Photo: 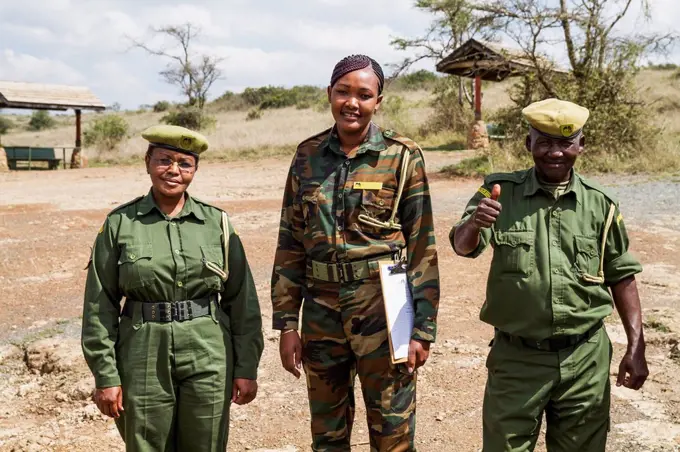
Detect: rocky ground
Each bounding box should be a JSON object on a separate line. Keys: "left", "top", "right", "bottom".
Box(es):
{"left": 0, "top": 153, "right": 679, "bottom": 451}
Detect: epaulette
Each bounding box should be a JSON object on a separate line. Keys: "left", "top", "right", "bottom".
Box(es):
{"left": 578, "top": 174, "right": 618, "bottom": 204}
{"left": 107, "top": 196, "right": 144, "bottom": 216}
{"left": 298, "top": 127, "right": 333, "bottom": 149}
{"left": 382, "top": 128, "right": 420, "bottom": 153}
{"left": 484, "top": 169, "right": 530, "bottom": 185}
{"left": 192, "top": 196, "right": 226, "bottom": 213}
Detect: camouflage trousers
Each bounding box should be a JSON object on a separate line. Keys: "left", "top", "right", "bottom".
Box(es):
{"left": 301, "top": 276, "right": 417, "bottom": 452}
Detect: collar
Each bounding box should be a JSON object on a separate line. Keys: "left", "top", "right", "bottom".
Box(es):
{"left": 523, "top": 168, "right": 583, "bottom": 204}
{"left": 137, "top": 190, "right": 206, "bottom": 221}
{"left": 323, "top": 122, "right": 388, "bottom": 157}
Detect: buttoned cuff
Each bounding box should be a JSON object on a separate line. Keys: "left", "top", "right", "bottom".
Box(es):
{"left": 412, "top": 321, "right": 437, "bottom": 343}
{"left": 94, "top": 375, "right": 121, "bottom": 389}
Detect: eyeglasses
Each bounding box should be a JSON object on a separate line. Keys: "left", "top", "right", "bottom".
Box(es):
{"left": 152, "top": 157, "right": 196, "bottom": 173}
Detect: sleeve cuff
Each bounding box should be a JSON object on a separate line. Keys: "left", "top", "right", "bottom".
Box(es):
{"left": 233, "top": 368, "right": 258, "bottom": 380}
{"left": 449, "top": 220, "right": 489, "bottom": 259}
{"left": 604, "top": 252, "right": 643, "bottom": 285}
{"left": 94, "top": 375, "right": 121, "bottom": 389}
{"left": 272, "top": 316, "right": 299, "bottom": 331}
{"left": 412, "top": 322, "right": 437, "bottom": 342}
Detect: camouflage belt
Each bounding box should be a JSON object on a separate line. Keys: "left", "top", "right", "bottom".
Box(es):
{"left": 308, "top": 253, "right": 400, "bottom": 283}
{"left": 122, "top": 295, "right": 216, "bottom": 323}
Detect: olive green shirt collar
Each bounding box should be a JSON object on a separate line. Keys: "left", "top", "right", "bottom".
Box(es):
{"left": 324, "top": 122, "right": 388, "bottom": 156}
{"left": 523, "top": 168, "right": 584, "bottom": 205}
{"left": 136, "top": 190, "right": 206, "bottom": 221}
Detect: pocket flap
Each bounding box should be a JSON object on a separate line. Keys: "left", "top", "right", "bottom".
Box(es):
{"left": 119, "top": 243, "right": 153, "bottom": 264}
{"left": 574, "top": 236, "right": 599, "bottom": 257}
{"left": 297, "top": 183, "right": 322, "bottom": 204}
{"left": 200, "top": 244, "right": 223, "bottom": 263}
{"left": 495, "top": 231, "right": 534, "bottom": 247}
{"left": 362, "top": 187, "right": 396, "bottom": 210}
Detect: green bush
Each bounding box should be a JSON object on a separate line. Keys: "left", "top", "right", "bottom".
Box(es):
{"left": 83, "top": 114, "right": 129, "bottom": 151}
{"left": 162, "top": 106, "right": 216, "bottom": 131}
{"left": 153, "top": 101, "right": 171, "bottom": 112}
{"left": 0, "top": 116, "right": 13, "bottom": 135}
{"left": 420, "top": 76, "right": 473, "bottom": 137}
{"left": 242, "top": 85, "right": 325, "bottom": 110}
{"left": 28, "top": 110, "right": 56, "bottom": 131}
{"left": 245, "top": 108, "right": 263, "bottom": 121}
{"left": 390, "top": 70, "right": 439, "bottom": 91}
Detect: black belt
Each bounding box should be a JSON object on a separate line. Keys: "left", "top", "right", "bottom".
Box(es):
{"left": 122, "top": 295, "right": 215, "bottom": 323}
{"left": 497, "top": 321, "right": 603, "bottom": 352}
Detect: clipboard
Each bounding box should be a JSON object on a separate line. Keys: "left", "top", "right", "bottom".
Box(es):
{"left": 378, "top": 260, "right": 414, "bottom": 364}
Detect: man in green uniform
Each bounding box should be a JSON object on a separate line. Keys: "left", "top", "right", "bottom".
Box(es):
{"left": 82, "top": 125, "right": 264, "bottom": 451}
{"left": 450, "top": 98, "right": 649, "bottom": 451}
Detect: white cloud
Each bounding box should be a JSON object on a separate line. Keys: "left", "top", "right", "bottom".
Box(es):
{"left": 0, "top": 50, "right": 85, "bottom": 85}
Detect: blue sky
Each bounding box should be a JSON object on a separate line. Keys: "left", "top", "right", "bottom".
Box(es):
{"left": 1, "top": 0, "right": 677, "bottom": 110}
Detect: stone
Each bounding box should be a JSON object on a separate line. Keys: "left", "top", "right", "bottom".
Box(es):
{"left": 0, "top": 344, "right": 23, "bottom": 364}
{"left": 70, "top": 378, "right": 95, "bottom": 401}
{"left": 467, "top": 120, "right": 490, "bottom": 150}
{"left": 25, "top": 337, "right": 83, "bottom": 375}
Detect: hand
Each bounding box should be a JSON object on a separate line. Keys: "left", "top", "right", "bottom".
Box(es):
{"left": 232, "top": 378, "right": 258, "bottom": 405}
{"left": 279, "top": 330, "right": 302, "bottom": 379}
{"left": 472, "top": 184, "right": 502, "bottom": 229}
{"left": 617, "top": 344, "right": 649, "bottom": 390}
{"left": 94, "top": 386, "right": 124, "bottom": 418}
{"left": 407, "top": 339, "right": 430, "bottom": 374}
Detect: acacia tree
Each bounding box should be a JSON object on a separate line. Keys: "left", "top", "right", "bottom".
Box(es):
{"left": 131, "top": 23, "right": 223, "bottom": 109}
{"left": 395, "top": 0, "right": 675, "bottom": 159}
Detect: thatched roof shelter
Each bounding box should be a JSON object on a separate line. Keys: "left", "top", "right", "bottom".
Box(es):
{"left": 0, "top": 80, "right": 105, "bottom": 111}
{"left": 436, "top": 38, "right": 566, "bottom": 81}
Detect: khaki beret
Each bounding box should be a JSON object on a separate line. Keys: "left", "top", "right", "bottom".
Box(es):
{"left": 141, "top": 125, "right": 209, "bottom": 156}
{"left": 522, "top": 98, "right": 589, "bottom": 139}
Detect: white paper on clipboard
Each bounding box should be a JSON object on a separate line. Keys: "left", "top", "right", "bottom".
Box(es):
{"left": 378, "top": 261, "right": 414, "bottom": 364}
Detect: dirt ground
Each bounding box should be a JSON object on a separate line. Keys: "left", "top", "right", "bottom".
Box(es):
{"left": 1, "top": 153, "right": 679, "bottom": 452}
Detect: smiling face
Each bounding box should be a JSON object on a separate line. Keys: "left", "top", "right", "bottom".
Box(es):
{"left": 327, "top": 66, "right": 383, "bottom": 136}
{"left": 526, "top": 128, "right": 584, "bottom": 183}
{"left": 145, "top": 147, "right": 197, "bottom": 199}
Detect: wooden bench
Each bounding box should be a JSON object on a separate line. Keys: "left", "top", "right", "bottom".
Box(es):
{"left": 4, "top": 147, "right": 63, "bottom": 170}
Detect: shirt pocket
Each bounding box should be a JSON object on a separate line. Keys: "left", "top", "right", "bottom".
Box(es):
{"left": 118, "top": 243, "right": 154, "bottom": 289}
{"left": 200, "top": 244, "right": 224, "bottom": 291}
{"left": 573, "top": 235, "right": 600, "bottom": 277}
{"left": 360, "top": 187, "right": 396, "bottom": 226}
{"left": 299, "top": 184, "right": 322, "bottom": 224}
{"left": 492, "top": 231, "right": 535, "bottom": 277}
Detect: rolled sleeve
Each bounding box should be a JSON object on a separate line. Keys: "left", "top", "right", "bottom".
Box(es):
{"left": 603, "top": 205, "right": 642, "bottom": 285}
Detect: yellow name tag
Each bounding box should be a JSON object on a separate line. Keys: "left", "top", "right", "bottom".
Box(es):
{"left": 353, "top": 182, "right": 383, "bottom": 190}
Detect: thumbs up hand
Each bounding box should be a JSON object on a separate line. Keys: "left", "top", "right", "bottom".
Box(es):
{"left": 472, "top": 184, "right": 502, "bottom": 229}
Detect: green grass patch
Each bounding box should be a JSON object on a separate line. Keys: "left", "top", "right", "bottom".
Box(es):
{"left": 441, "top": 156, "right": 492, "bottom": 178}
{"left": 644, "top": 318, "right": 671, "bottom": 333}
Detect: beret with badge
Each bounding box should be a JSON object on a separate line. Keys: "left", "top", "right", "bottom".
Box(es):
{"left": 141, "top": 124, "right": 209, "bottom": 159}
{"left": 522, "top": 98, "right": 590, "bottom": 139}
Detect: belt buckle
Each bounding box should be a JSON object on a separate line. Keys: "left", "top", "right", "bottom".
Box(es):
{"left": 336, "top": 263, "right": 345, "bottom": 283}
{"left": 159, "top": 302, "right": 172, "bottom": 322}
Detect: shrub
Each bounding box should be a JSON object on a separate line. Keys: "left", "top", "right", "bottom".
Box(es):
{"left": 161, "top": 106, "right": 216, "bottom": 130}
{"left": 0, "top": 116, "right": 13, "bottom": 135}
{"left": 28, "top": 110, "right": 56, "bottom": 131}
{"left": 245, "top": 108, "right": 263, "bottom": 121}
{"left": 83, "top": 114, "right": 129, "bottom": 151}
{"left": 420, "top": 76, "right": 473, "bottom": 137}
{"left": 390, "top": 70, "right": 439, "bottom": 91}
{"left": 153, "top": 101, "right": 171, "bottom": 112}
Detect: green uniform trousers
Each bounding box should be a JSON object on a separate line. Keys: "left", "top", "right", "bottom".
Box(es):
{"left": 115, "top": 301, "right": 234, "bottom": 452}
{"left": 301, "top": 277, "right": 417, "bottom": 452}
{"left": 483, "top": 325, "right": 612, "bottom": 452}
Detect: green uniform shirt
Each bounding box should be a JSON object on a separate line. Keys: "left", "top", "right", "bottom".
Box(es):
{"left": 271, "top": 123, "right": 440, "bottom": 342}
{"left": 82, "top": 191, "right": 264, "bottom": 388}
{"left": 452, "top": 168, "right": 642, "bottom": 340}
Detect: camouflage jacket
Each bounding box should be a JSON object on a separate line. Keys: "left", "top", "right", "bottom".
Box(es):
{"left": 271, "top": 123, "right": 440, "bottom": 342}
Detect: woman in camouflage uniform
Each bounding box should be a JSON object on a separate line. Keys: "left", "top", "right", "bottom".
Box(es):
{"left": 271, "top": 55, "right": 440, "bottom": 451}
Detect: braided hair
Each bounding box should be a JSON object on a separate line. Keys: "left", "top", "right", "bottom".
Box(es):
{"left": 330, "top": 54, "right": 385, "bottom": 95}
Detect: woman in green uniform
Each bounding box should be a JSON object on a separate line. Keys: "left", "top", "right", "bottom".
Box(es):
{"left": 82, "top": 125, "right": 264, "bottom": 452}
{"left": 271, "top": 55, "right": 440, "bottom": 451}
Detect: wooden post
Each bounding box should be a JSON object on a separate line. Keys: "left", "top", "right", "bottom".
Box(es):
{"left": 71, "top": 109, "right": 82, "bottom": 168}
{"left": 474, "top": 75, "right": 482, "bottom": 121}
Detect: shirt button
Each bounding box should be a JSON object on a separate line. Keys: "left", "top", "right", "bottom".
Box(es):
{"left": 551, "top": 240, "right": 558, "bottom": 246}
{"left": 552, "top": 210, "right": 559, "bottom": 217}
{"left": 344, "top": 161, "right": 350, "bottom": 166}
{"left": 337, "top": 225, "right": 343, "bottom": 231}
{"left": 338, "top": 193, "right": 343, "bottom": 199}
{"left": 177, "top": 281, "right": 183, "bottom": 287}
{"left": 553, "top": 298, "right": 559, "bottom": 303}
{"left": 553, "top": 269, "right": 560, "bottom": 274}
{"left": 174, "top": 250, "right": 180, "bottom": 255}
